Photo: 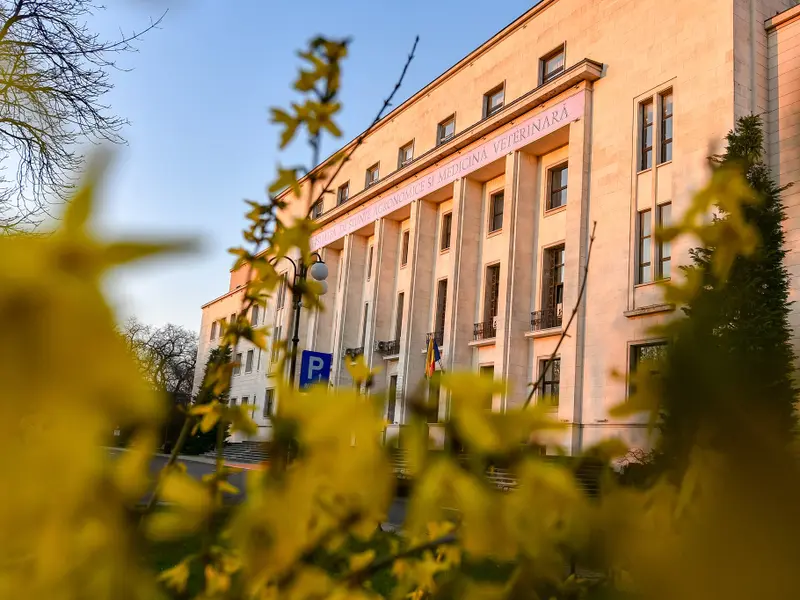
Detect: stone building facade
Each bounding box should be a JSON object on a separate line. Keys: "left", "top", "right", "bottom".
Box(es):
{"left": 194, "top": 0, "right": 800, "bottom": 452}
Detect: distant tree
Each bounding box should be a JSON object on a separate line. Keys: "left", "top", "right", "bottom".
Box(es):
{"left": 182, "top": 346, "right": 231, "bottom": 456}
{"left": 658, "top": 115, "right": 797, "bottom": 472}
{"left": 121, "top": 316, "right": 197, "bottom": 398}
{"left": 0, "top": 0, "right": 163, "bottom": 229}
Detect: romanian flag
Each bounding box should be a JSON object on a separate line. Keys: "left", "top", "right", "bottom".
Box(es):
{"left": 425, "top": 336, "right": 441, "bottom": 378}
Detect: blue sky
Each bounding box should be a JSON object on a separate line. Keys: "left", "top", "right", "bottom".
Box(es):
{"left": 93, "top": 0, "right": 536, "bottom": 331}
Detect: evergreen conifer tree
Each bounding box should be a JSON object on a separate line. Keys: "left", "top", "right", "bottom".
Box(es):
{"left": 658, "top": 115, "right": 797, "bottom": 471}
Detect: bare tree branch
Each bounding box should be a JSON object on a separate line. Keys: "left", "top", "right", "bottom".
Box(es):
{"left": 0, "top": 0, "right": 165, "bottom": 230}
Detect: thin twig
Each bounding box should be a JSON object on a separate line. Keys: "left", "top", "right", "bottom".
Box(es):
{"left": 346, "top": 533, "right": 456, "bottom": 584}
{"left": 523, "top": 221, "right": 597, "bottom": 408}
{"left": 140, "top": 415, "right": 194, "bottom": 515}
{"left": 313, "top": 35, "right": 419, "bottom": 208}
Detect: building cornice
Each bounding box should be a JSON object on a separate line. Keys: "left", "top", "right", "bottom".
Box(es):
{"left": 201, "top": 285, "right": 245, "bottom": 310}
{"left": 315, "top": 59, "right": 603, "bottom": 227}
{"left": 765, "top": 4, "right": 800, "bottom": 31}
{"left": 278, "top": 0, "right": 563, "bottom": 199}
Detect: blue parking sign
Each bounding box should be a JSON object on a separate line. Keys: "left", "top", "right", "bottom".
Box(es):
{"left": 299, "top": 350, "right": 333, "bottom": 389}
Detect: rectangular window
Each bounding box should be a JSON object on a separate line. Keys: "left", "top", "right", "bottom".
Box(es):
{"left": 245, "top": 349, "right": 254, "bottom": 373}
{"left": 365, "top": 163, "right": 380, "bottom": 188}
{"left": 539, "top": 358, "right": 560, "bottom": 409}
{"left": 401, "top": 230, "right": 410, "bottom": 266}
{"left": 387, "top": 375, "right": 398, "bottom": 423}
{"left": 483, "top": 84, "right": 505, "bottom": 118}
{"left": 542, "top": 244, "right": 565, "bottom": 315}
{"left": 311, "top": 200, "right": 323, "bottom": 219}
{"left": 660, "top": 92, "right": 673, "bottom": 164}
{"left": 657, "top": 203, "right": 671, "bottom": 279}
{"left": 637, "top": 209, "right": 652, "bottom": 284}
{"left": 479, "top": 365, "right": 494, "bottom": 410}
{"left": 398, "top": 141, "right": 414, "bottom": 168}
{"left": 484, "top": 264, "right": 501, "bottom": 322}
{"left": 548, "top": 163, "right": 568, "bottom": 210}
{"left": 640, "top": 100, "right": 654, "bottom": 171}
{"left": 427, "top": 372, "right": 441, "bottom": 424}
{"left": 440, "top": 212, "right": 452, "bottom": 251}
{"left": 263, "top": 388, "right": 275, "bottom": 418}
{"left": 437, "top": 115, "right": 455, "bottom": 145}
{"left": 489, "top": 191, "right": 504, "bottom": 233}
{"left": 629, "top": 342, "right": 667, "bottom": 396}
{"left": 251, "top": 305, "right": 260, "bottom": 326}
{"left": 435, "top": 279, "right": 447, "bottom": 339}
{"left": 230, "top": 397, "right": 237, "bottom": 406}
{"left": 233, "top": 352, "right": 243, "bottom": 375}
{"left": 361, "top": 303, "right": 369, "bottom": 347}
{"left": 271, "top": 326, "right": 282, "bottom": 362}
{"left": 337, "top": 181, "right": 350, "bottom": 205}
{"left": 230, "top": 313, "right": 236, "bottom": 326}
{"left": 256, "top": 349, "right": 261, "bottom": 371}
{"left": 540, "top": 45, "right": 565, "bottom": 84}
{"left": 366, "top": 245, "right": 374, "bottom": 281}
{"left": 210, "top": 321, "right": 217, "bottom": 340}
{"left": 395, "top": 292, "right": 405, "bottom": 340}
{"left": 277, "top": 273, "right": 287, "bottom": 309}
{"left": 241, "top": 396, "right": 249, "bottom": 408}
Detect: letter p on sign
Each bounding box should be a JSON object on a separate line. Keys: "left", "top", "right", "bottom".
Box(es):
{"left": 299, "top": 350, "right": 333, "bottom": 389}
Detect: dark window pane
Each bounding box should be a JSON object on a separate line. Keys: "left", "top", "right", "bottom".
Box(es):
{"left": 441, "top": 213, "right": 452, "bottom": 250}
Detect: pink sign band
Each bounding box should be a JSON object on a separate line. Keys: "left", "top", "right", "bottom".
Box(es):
{"left": 310, "top": 90, "right": 585, "bottom": 251}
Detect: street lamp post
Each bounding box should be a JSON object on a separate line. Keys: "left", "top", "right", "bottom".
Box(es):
{"left": 280, "top": 252, "right": 328, "bottom": 387}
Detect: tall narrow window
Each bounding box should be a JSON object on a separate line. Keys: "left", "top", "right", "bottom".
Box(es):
{"left": 542, "top": 245, "right": 565, "bottom": 326}
{"left": 395, "top": 292, "right": 405, "bottom": 340}
{"left": 657, "top": 203, "right": 672, "bottom": 279}
{"left": 479, "top": 365, "right": 494, "bottom": 410}
{"left": 637, "top": 210, "right": 652, "bottom": 284}
{"left": 251, "top": 305, "right": 260, "bottom": 326}
{"left": 311, "top": 200, "right": 323, "bottom": 219}
{"left": 640, "top": 100, "right": 654, "bottom": 171}
{"left": 539, "top": 358, "right": 560, "bottom": 409}
{"left": 540, "top": 45, "right": 565, "bottom": 84}
{"left": 263, "top": 388, "right": 275, "bottom": 418}
{"left": 365, "top": 163, "right": 380, "bottom": 188}
{"left": 484, "top": 264, "right": 501, "bottom": 325}
{"left": 548, "top": 164, "right": 568, "bottom": 210}
{"left": 440, "top": 212, "right": 452, "bottom": 251}
{"left": 271, "top": 326, "right": 282, "bottom": 362}
{"left": 437, "top": 115, "right": 455, "bottom": 145}
{"left": 276, "top": 273, "right": 287, "bottom": 309}
{"left": 245, "top": 349, "right": 254, "bottom": 373}
{"left": 361, "top": 303, "right": 369, "bottom": 347}
{"left": 230, "top": 313, "right": 236, "bottom": 326}
{"left": 629, "top": 342, "right": 667, "bottom": 396}
{"left": 366, "top": 245, "right": 374, "bottom": 281}
{"left": 483, "top": 84, "right": 505, "bottom": 118}
{"left": 387, "top": 375, "right": 398, "bottom": 423}
{"left": 427, "top": 371, "right": 441, "bottom": 423}
{"left": 401, "top": 230, "right": 410, "bottom": 266}
{"left": 660, "top": 92, "right": 673, "bottom": 164}
{"left": 489, "top": 191, "right": 504, "bottom": 233}
{"left": 398, "top": 141, "right": 414, "bottom": 168}
{"left": 337, "top": 181, "right": 350, "bottom": 205}
{"left": 435, "top": 279, "right": 447, "bottom": 340}
{"left": 233, "top": 353, "right": 243, "bottom": 376}
{"left": 241, "top": 396, "right": 249, "bottom": 408}
{"left": 210, "top": 321, "right": 217, "bottom": 340}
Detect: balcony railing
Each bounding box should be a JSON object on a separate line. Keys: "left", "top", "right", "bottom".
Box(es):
{"left": 473, "top": 319, "right": 497, "bottom": 341}
{"left": 426, "top": 330, "right": 444, "bottom": 347}
{"left": 343, "top": 347, "right": 364, "bottom": 359}
{"left": 374, "top": 339, "right": 400, "bottom": 355}
{"left": 530, "top": 307, "right": 563, "bottom": 331}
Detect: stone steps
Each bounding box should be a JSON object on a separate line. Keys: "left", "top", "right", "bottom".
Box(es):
{"left": 206, "top": 441, "right": 270, "bottom": 464}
